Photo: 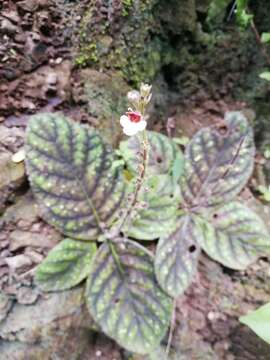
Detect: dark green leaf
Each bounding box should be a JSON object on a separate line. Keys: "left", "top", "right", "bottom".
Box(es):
{"left": 25, "top": 113, "right": 125, "bottom": 240}
{"left": 180, "top": 112, "right": 255, "bottom": 209}
{"left": 197, "top": 202, "right": 270, "bottom": 270}
{"left": 86, "top": 240, "right": 172, "bottom": 354}
{"left": 240, "top": 303, "right": 270, "bottom": 344}
{"left": 35, "top": 238, "right": 97, "bottom": 291}
{"left": 124, "top": 175, "right": 179, "bottom": 240}
{"left": 155, "top": 215, "right": 201, "bottom": 297}
{"left": 119, "top": 130, "right": 184, "bottom": 177}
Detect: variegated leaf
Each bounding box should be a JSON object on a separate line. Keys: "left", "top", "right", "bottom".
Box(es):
{"left": 119, "top": 130, "right": 184, "bottom": 178}
{"left": 155, "top": 215, "right": 201, "bottom": 297}
{"left": 124, "top": 175, "right": 179, "bottom": 240}
{"left": 180, "top": 112, "right": 255, "bottom": 209}
{"left": 86, "top": 240, "right": 172, "bottom": 354}
{"left": 25, "top": 113, "right": 125, "bottom": 240}
{"left": 35, "top": 238, "right": 97, "bottom": 291}
{"left": 197, "top": 202, "right": 270, "bottom": 270}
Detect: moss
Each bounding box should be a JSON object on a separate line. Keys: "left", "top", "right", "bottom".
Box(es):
{"left": 75, "top": 0, "right": 199, "bottom": 86}
{"left": 122, "top": 0, "right": 133, "bottom": 16}
{"left": 80, "top": 69, "right": 129, "bottom": 146}
{"left": 75, "top": 43, "right": 98, "bottom": 66}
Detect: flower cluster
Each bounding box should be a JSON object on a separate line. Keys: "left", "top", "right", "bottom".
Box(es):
{"left": 120, "top": 83, "right": 152, "bottom": 136}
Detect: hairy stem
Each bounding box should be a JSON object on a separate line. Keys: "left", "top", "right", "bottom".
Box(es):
{"left": 118, "top": 129, "right": 148, "bottom": 232}
{"left": 165, "top": 298, "right": 177, "bottom": 359}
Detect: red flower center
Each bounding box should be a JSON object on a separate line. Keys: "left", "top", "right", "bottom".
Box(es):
{"left": 127, "top": 111, "right": 142, "bottom": 123}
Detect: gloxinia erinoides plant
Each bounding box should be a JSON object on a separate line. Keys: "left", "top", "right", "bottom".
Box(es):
{"left": 24, "top": 84, "right": 270, "bottom": 356}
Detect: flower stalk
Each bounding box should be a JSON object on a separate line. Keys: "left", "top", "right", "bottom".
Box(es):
{"left": 116, "top": 84, "right": 152, "bottom": 234}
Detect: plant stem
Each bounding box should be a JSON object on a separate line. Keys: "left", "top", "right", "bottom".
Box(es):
{"left": 108, "top": 240, "right": 125, "bottom": 276}
{"left": 117, "top": 129, "right": 148, "bottom": 232}
{"left": 165, "top": 298, "right": 177, "bottom": 359}
{"left": 250, "top": 20, "right": 270, "bottom": 66}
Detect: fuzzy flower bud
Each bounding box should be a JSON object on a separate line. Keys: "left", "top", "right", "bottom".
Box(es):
{"left": 127, "top": 90, "right": 141, "bottom": 107}
{"left": 140, "top": 83, "right": 152, "bottom": 98}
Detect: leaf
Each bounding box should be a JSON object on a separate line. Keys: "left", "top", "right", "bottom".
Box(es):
{"left": 197, "top": 202, "right": 270, "bottom": 270}
{"left": 236, "top": 0, "right": 253, "bottom": 27}
{"left": 257, "top": 185, "right": 270, "bottom": 202}
{"left": 259, "top": 71, "right": 270, "bottom": 81}
{"left": 180, "top": 112, "right": 255, "bottom": 209}
{"left": 124, "top": 175, "right": 179, "bottom": 240}
{"left": 119, "top": 130, "right": 184, "bottom": 177}
{"left": 172, "top": 150, "right": 185, "bottom": 183}
{"left": 261, "top": 32, "right": 270, "bottom": 44}
{"left": 155, "top": 215, "right": 201, "bottom": 297}
{"left": 206, "top": 0, "right": 231, "bottom": 27}
{"left": 35, "top": 238, "right": 97, "bottom": 291}
{"left": 25, "top": 113, "right": 125, "bottom": 240}
{"left": 240, "top": 303, "right": 270, "bottom": 344}
{"left": 86, "top": 240, "right": 172, "bottom": 354}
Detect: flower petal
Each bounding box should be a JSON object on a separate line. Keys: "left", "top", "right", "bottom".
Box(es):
{"left": 123, "top": 123, "right": 138, "bottom": 136}
{"left": 120, "top": 115, "right": 130, "bottom": 128}
{"left": 137, "top": 120, "right": 147, "bottom": 131}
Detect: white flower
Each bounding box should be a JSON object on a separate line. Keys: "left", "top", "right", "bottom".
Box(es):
{"left": 120, "top": 111, "right": 147, "bottom": 136}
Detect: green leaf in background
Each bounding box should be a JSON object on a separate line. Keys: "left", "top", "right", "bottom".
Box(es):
{"left": 180, "top": 112, "right": 255, "bottom": 209}
{"left": 240, "top": 302, "right": 270, "bottom": 344}
{"left": 25, "top": 113, "right": 125, "bottom": 240}
{"left": 236, "top": 0, "right": 253, "bottom": 27}
{"left": 35, "top": 238, "right": 97, "bottom": 291}
{"left": 119, "top": 130, "right": 184, "bottom": 178}
{"left": 124, "top": 175, "right": 179, "bottom": 240}
{"left": 257, "top": 185, "right": 270, "bottom": 202}
{"left": 197, "top": 202, "right": 270, "bottom": 270}
{"left": 261, "top": 32, "right": 270, "bottom": 43}
{"left": 206, "top": 0, "right": 231, "bottom": 27}
{"left": 155, "top": 215, "right": 201, "bottom": 297}
{"left": 259, "top": 71, "right": 270, "bottom": 81}
{"left": 86, "top": 240, "right": 172, "bottom": 354}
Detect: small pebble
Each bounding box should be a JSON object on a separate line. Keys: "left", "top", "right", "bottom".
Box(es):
{"left": 12, "top": 149, "right": 25, "bottom": 163}
{"left": 55, "top": 57, "right": 63, "bottom": 64}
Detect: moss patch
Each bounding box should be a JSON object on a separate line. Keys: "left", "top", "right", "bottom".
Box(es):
{"left": 75, "top": 0, "right": 198, "bottom": 86}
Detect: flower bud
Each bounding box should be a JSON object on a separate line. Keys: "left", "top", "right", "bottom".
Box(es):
{"left": 140, "top": 83, "right": 152, "bottom": 98}
{"left": 127, "top": 90, "right": 140, "bottom": 107}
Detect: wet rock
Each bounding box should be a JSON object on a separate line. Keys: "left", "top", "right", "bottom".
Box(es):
{"left": 17, "top": 0, "right": 39, "bottom": 13}
{"left": 0, "top": 293, "right": 12, "bottom": 322}
{"left": 0, "top": 150, "right": 25, "bottom": 211}
{"left": 5, "top": 254, "right": 33, "bottom": 272}
{"left": 2, "top": 192, "right": 39, "bottom": 225}
{"left": 0, "top": 287, "right": 93, "bottom": 359}
{"left": 24, "top": 248, "right": 43, "bottom": 264}
{"left": 16, "top": 286, "right": 39, "bottom": 305}
{"left": 0, "top": 126, "right": 25, "bottom": 152}
{"left": 81, "top": 69, "right": 129, "bottom": 146}
{"left": 0, "top": 19, "right": 18, "bottom": 35}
